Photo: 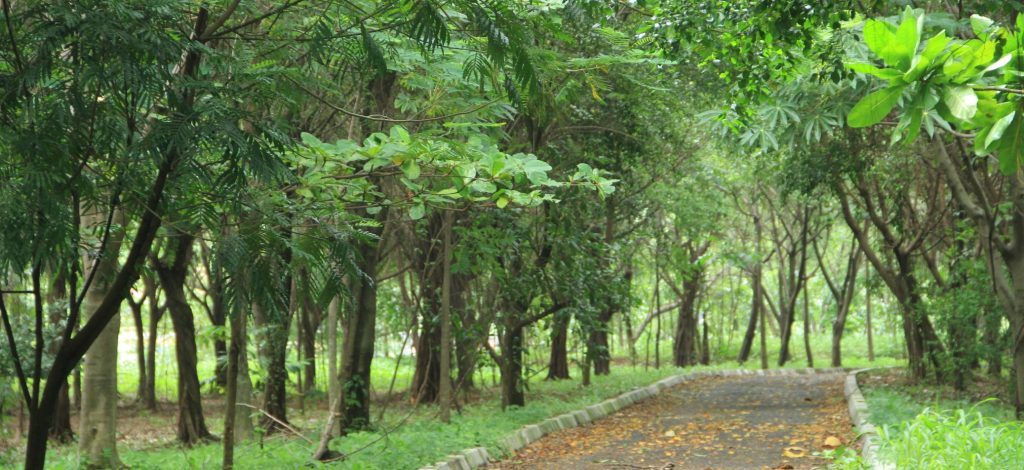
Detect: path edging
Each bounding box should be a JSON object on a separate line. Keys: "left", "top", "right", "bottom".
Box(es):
{"left": 843, "top": 368, "right": 894, "bottom": 470}
{"left": 418, "top": 367, "right": 848, "bottom": 470}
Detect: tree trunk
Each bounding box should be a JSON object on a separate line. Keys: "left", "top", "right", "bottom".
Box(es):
{"left": 500, "top": 325, "right": 525, "bottom": 408}
{"left": 142, "top": 273, "right": 162, "bottom": 410}
{"left": 46, "top": 276, "right": 73, "bottom": 443}
{"left": 589, "top": 309, "right": 613, "bottom": 375}
{"left": 439, "top": 210, "right": 453, "bottom": 423}
{"left": 208, "top": 248, "right": 228, "bottom": 389}
{"left": 128, "top": 295, "right": 148, "bottom": 404}
{"left": 700, "top": 312, "right": 710, "bottom": 365}
{"left": 222, "top": 297, "right": 241, "bottom": 469}
{"left": 260, "top": 319, "right": 290, "bottom": 432}
{"left": 337, "top": 238, "right": 382, "bottom": 433}
{"left": 154, "top": 233, "right": 213, "bottom": 445}
{"left": 673, "top": 270, "right": 701, "bottom": 367}
{"left": 737, "top": 306, "right": 758, "bottom": 364}
{"left": 78, "top": 207, "right": 126, "bottom": 468}
{"left": 300, "top": 301, "right": 318, "bottom": 395}
{"left": 546, "top": 313, "right": 571, "bottom": 380}
{"left": 865, "top": 272, "right": 874, "bottom": 363}
{"left": 326, "top": 296, "right": 340, "bottom": 410}
{"left": 412, "top": 213, "right": 445, "bottom": 403}
{"left": 233, "top": 315, "right": 254, "bottom": 442}
{"left": 803, "top": 282, "right": 813, "bottom": 368}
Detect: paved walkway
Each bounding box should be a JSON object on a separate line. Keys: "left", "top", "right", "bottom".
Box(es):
{"left": 492, "top": 372, "right": 852, "bottom": 470}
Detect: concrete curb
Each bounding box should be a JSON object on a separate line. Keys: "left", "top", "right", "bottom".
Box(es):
{"left": 843, "top": 368, "right": 895, "bottom": 470}
{"left": 418, "top": 367, "right": 850, "bottom": 470}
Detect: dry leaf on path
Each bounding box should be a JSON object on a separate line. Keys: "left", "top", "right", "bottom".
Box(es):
{"left": 782, "top": 446, "right": 806, "bottom": 458}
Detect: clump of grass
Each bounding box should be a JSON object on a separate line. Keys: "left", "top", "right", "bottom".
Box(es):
{"left": 877, "top": 403, "right": 1024, "bottom": 469}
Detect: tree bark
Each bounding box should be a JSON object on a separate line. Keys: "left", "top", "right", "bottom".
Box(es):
{"left": 546, "top": 313, "right": 571, "bottom": 380}
{"left": 78, "top": 207, "right": 126, "bottom": 468}
{"left": 439, "top": 210, "right": 453, "bottom": 423}
{"left": 500, "top": 325, "right": 525, "bottom": 408}
{"left": 142, "top": 273, "right": 162, "bottom": 410}
{"left": 337, "top": 236, "right": 382, "bottom": 432}
{"left": 154, "top": 233, "right": 213, "bottom": 445}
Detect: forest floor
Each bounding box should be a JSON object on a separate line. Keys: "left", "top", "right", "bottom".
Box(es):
{"left": 493, "top": 373, "right": 854, "bottom": 470}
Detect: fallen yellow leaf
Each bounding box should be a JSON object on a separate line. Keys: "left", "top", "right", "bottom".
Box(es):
{"left": 782, "top": 446, "right": 807, "bottom": 458}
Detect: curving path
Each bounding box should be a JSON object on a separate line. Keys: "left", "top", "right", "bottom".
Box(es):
{"left": 491, "top": 372, "right": 853, "bottom": 470}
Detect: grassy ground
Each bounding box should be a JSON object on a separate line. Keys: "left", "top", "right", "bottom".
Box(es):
{"left": 0, "top": 312, "right": 907, "bottom": 469}
{"left": 860, "top": 369, "right": 1024, "bottom": 469}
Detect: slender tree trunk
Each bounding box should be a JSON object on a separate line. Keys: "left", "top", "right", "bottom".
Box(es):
{"left": 126, "top": 294, "right": 147, "bottom": 405}
{"left": 142, "top": 274, "right": 162, "bottom": 410}
{"left": 154, "top": 233, "right": 213, "bottom": 445}
{"left": 260, "top": 318, "right": 290, "bottom": 432}
{"left": 337, "top": 238, "right": 382, "bottom": 432}
{"left": 439, "top": 211, "right": 454, "bottom": 423}
{"left": 755, "top": 214, "right": 768, "bottom": 370}
{"left": 78, "top": 208, "right": 126, "bottom": 468}
{"left": 222, "top": 298, "right": 242, "bottom": 469}
{"left": 208, "top": 245, "right": 228, "bottom": 389}
{"left": 803, "top": 282, "right": 813, "bottom": 368}
{"left": 547, "top": 314, "right": 571, "bottom": 380}
{"left": 738, "top": 307, "right": 758, "bottom": 364}
{"left": 700, "top": 312, "right": 710, "bottom": 365}
{"left": 866, "top": 272, "right": 874, "bottom": 363}
{"left": 326, "top": 297, "right": 339, "bottom": 410}
{"left": 234, "top": 317, "right": 254, "bottom": 442}
{"left": 453, "top": 274, "right": 478, "bottom": 392}
{"left": 500, "top": 325, "right": 525, "bottom": 408}
{"left": 300, "top": 302, "right": 318, "bottom": 395}
{"left": 46, "top": 276, "right": 73, "bottom": 443}
{"left": 411, "top": 214, "right": 445, "bottom": 403}
{"left": 654, "top": 274, "right": 661, "bottom": 369}
{"left": 589, "top": 309, "right": 614, "bottom": 375}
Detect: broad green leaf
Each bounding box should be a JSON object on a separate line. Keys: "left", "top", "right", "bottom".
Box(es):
{"left": 986, "top": 111, "right": 1016, "bottom": 149}
{"left": 999, "top": 111, "right": 1024, "bottom": 174}
{"left": 301, "top": 132, "right": 323, "bottom": 146}
{"left": 496, "top": 196, "right": 509, "bottom": 208}
{"left": 891, "top": 8, "right": 922, "bottom": 70}
{"left": 903, "top": 31, "right": 950, "bottom": 82}
{"left": 848, "top": 86, "right": 905, "bottom": 128}
{"left": 970, "top": 14, "right": 995, "bottom": 39}
{"left": 943, "top": 86, "right": 978, "bottom": 121}
{"left": 985, "top": 54, "right": 1013, "bottom": 73}
{"left": 997, "top": 112, "right": 1024, "bottom": 174}
{"left": 846, "top": 62, "right": 905, "bottom": 82}
{"left": 401, "top": 160, "right": 421, "bottom": 180}
{"left": 863, "top": 20, "right": 899, "bottom": 66}
{"left": 409, "top": 203, "right": 425, "bottom": 220}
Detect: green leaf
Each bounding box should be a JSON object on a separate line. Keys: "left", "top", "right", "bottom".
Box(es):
{"left": 848, "top": 86, "right": 905, "bottom": 128}
{"left": 997, "top": 111, "right": 1024, "bottom": 174}
{"left": 863, "top": 19, "right": 899, "bottom": 66}
{"left": 409, "top": 203, "right": 425, "bottom": 220}
{"left": 891, "top": 7, "right": 922, "bottom": 70}
{"left": 402, "top": 160, "right": 421, "bottom": 180}
{"left": 970, "top": 14, "right": 995, "bottom": 39}
{"left": 495, "top": 196, "right": 509, "bottom": 208}
{"left": 943, "top": 86, "right": 978, "bottom": 121}
{"left": 986, "top": 111, "right": 1016, "bottom": 149}
{"left": 846, "top": 62, "right": 905, "bottom": 82}
{"left": 301, "top": 132, "right": 323, "bottom": 146}
{"left": 985, "top": 54, "right": 1013, "bottom": 73}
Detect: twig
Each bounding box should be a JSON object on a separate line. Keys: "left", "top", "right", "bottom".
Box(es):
{"left": 238, "top": 403, "right": 314, "bottom": 444}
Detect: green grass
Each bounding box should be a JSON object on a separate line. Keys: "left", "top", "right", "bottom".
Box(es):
{"left": 38, "top": 365, "right": 692, "bottom": 469}
{"left": 863, "top": 374, "right": 1024, "bottom": 469}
